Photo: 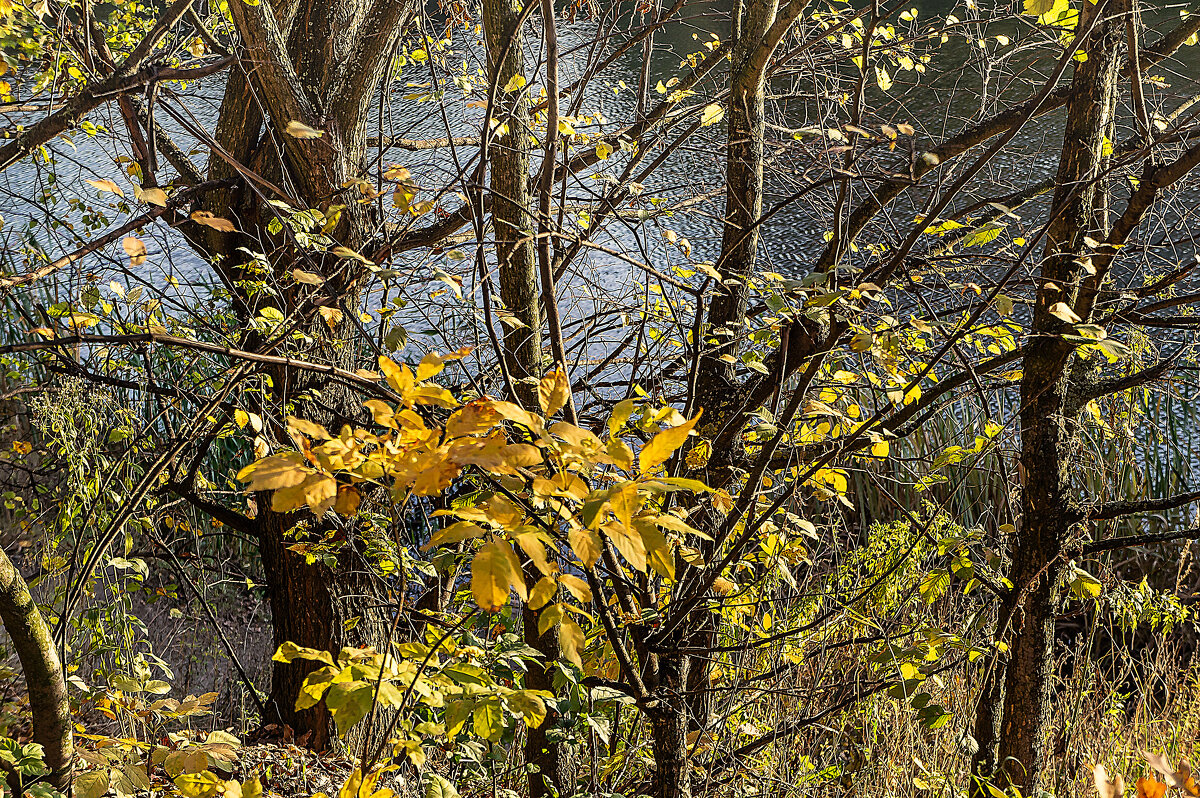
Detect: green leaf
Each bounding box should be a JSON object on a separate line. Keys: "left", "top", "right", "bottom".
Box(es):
{"left": 74, "top": 771, "right": 109, "bottom": 798}
{"left": 424, "top": 774, "right": 460, "bottom": 798}
{"left": 324, "top": 681, "right": 375, "bottom": 736}
{"left": 472, "top": 698, "right": 505, "bottom": 741}
{"left": 963, "top": 222, "right": 1003, "bottom": 247}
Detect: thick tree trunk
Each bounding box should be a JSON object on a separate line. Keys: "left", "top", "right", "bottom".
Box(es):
{"left": 971, "top": 1, "right": 1122, "bottom": 791}
{"left": 177, "top": 0, "right": 412, "bottom": 747}
{"left": 481, "top": 3, "right": 569, "bottom": 795}
{"left": 0, "top": 550, "right": 71, "bottom": 789}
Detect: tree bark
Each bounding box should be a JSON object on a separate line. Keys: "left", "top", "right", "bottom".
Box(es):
{"left": 648, "top": 654, "right": 692, "bottom": 798}
{"left": 971, "top": 1, "right": 1123, "bottom": 790}
{"left": 483, "top": 0, "right": 543, "bottom": 397}
{"left": 0, "top": 550, "right": 71, "bottom": 789}
{"left": 521, "top": 605, "right": 574, "bottom": 798}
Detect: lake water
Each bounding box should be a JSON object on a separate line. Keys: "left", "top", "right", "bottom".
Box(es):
{"left": 3, "top": 0, "right": 1200, "bottom": 312}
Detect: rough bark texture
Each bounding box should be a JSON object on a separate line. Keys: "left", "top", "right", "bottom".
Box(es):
{"left": 971, "top": 1, "right": 1123, "bottom": 790}
{"left": 173, "top": 0, "right": 414, "bottom": 747}
{"left": 648, "top": 655, "right": 692, "bottom": 798}
{"left": 483, "top": 0, "right": 543, "bottom": 394}
{"left": 0, "top": 549, "right": 72, "bottom": 788}
{"left": 481, "top": 3, "right": 569, "bottom": 794}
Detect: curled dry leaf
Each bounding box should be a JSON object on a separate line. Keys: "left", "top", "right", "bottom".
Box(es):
{"left": 134, "top": 185, "right": 168, "bottom": 207}
{"left": 292, "top": 268, "right": 325, "bottom": 286}
{"left": 1143, "top": 752, "right": 1200, "bottom": 795}
{"left": 1049, "top": 301, "right": 1083, "bottom": 324}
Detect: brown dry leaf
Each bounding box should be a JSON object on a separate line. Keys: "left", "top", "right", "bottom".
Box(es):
{"left": 292, "top": 268, "right": 325, "bottom": 286}
{"left": 1048, "top": 301, "right": 1083, "bottom": 324}
{"left": 285, "top": 120, "right": 324, "bottom": 139}
{"left": 333, "top": 485, "right": 360, "bottom": 516}
{"left": 1093, "top": 764, "right": 1124, "bottom": 798}
{"left": 318, "top": 306, "right": 343, "bottom": 330}
{"left": 135, "top": 185, "right": 168, "bottom": 207}
{"left": 1143, "top": 752, "right": 1196, "bottom": 793}
{"left": 190, "top": 211, "right": 236, "bottom": 232}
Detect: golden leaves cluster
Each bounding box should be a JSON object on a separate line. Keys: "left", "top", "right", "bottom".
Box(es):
{"left": 240, "top": 356, "right": 713, "bottom": 669}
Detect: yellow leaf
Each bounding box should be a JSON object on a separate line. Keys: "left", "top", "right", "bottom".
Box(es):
{"left": 513, "top": 529, "right": 554, "bottom": 575}
{"left": 559, "top": 617, "right": 585, "bottom": 668}
{"left": 875, "top": 65, "right": 893, "bottom": 91}
{"left": 337, "top": 769, "right": 379, "bottom": 798}
{"left": 528, "top": 576, "right": 557, "bottom": 610}
{"left": 639, "top": 410, "right": 702, "bottom": 472}
{"left": 595, "top": 141, "right": 613, "bottom": 160}
{"left": 471, "top": 539, "right": 526, "bottom": 611}
{"left": 538, "top": 369, "right": 571, "bottom": 417}
{"left": 502, "top": 74, "right": 527, "bottom": 93}
{"left": 190, "top": 211, "right": 236, "bottom": 232}
{"left": 637, "top": 518, "right": 675, "bottom": 579}
{"left": 378, "top": 356, "right": 414, "bottom": 397}
{"left": 604, "top": 519, "right": 647, "bottom": 572}
{"left": 333, "top": 485, "right": 360, "bottom": 516}
{"left": 422, "top": 521, "right": 486, "bottom": 550}
{"left": 287, "top": 416, "right": 331, "bottom": 440}
{"left": 273, "top": 474, "right": 337, "bottom": 514}
{"left": 558, "top": 573, "right": 592, "bottom": 603}
{"left": 122, "top": 236, "right": 147, "bottom": 266}
{"left": 685, "top": 439, "right": 711, "bottom": 470}
{"left": 416, "top": 351, "right": 446, "bottom": 381}
{"left": 607, "top": 437, "right": 634, "bottom": 471}
{"left": 236, "top": 452, "right": 310, "bottom": 491}
{"left": 608, "top": 480, "right": 639, "bottom": 533}
{"left": 568, "top": 524, "right": 601, "bottom": 568}
{"left": 609, "top": 398, "right": 635, "bottom": 438}
{"left": 87, "top": 178, "right": 124, "bottom": 197}
{"left": 699, "top": 103, "right": 724, "bottom": 127}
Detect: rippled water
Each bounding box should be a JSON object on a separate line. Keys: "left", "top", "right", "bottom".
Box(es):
{"left": 2, "top": 0, "right": 1199, "bottom": 291}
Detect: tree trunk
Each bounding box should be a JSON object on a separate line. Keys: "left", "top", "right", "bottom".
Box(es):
{"left": 483, "top": 0, "right": 542, "bottom": 396}
{"left": 648, "top": 654, "right": 692, "bottom": 798}
{"left": 971, "top": 1, "right": 1122, "bottom": 790}
{"left": 521, "top": 605, "right": 574, "bottom": 798}
{"left": 0, "top": 549, "right": 71, "bottom": 789}
{"left": 173, "top": 0, "right": 413, "bottom": 746}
